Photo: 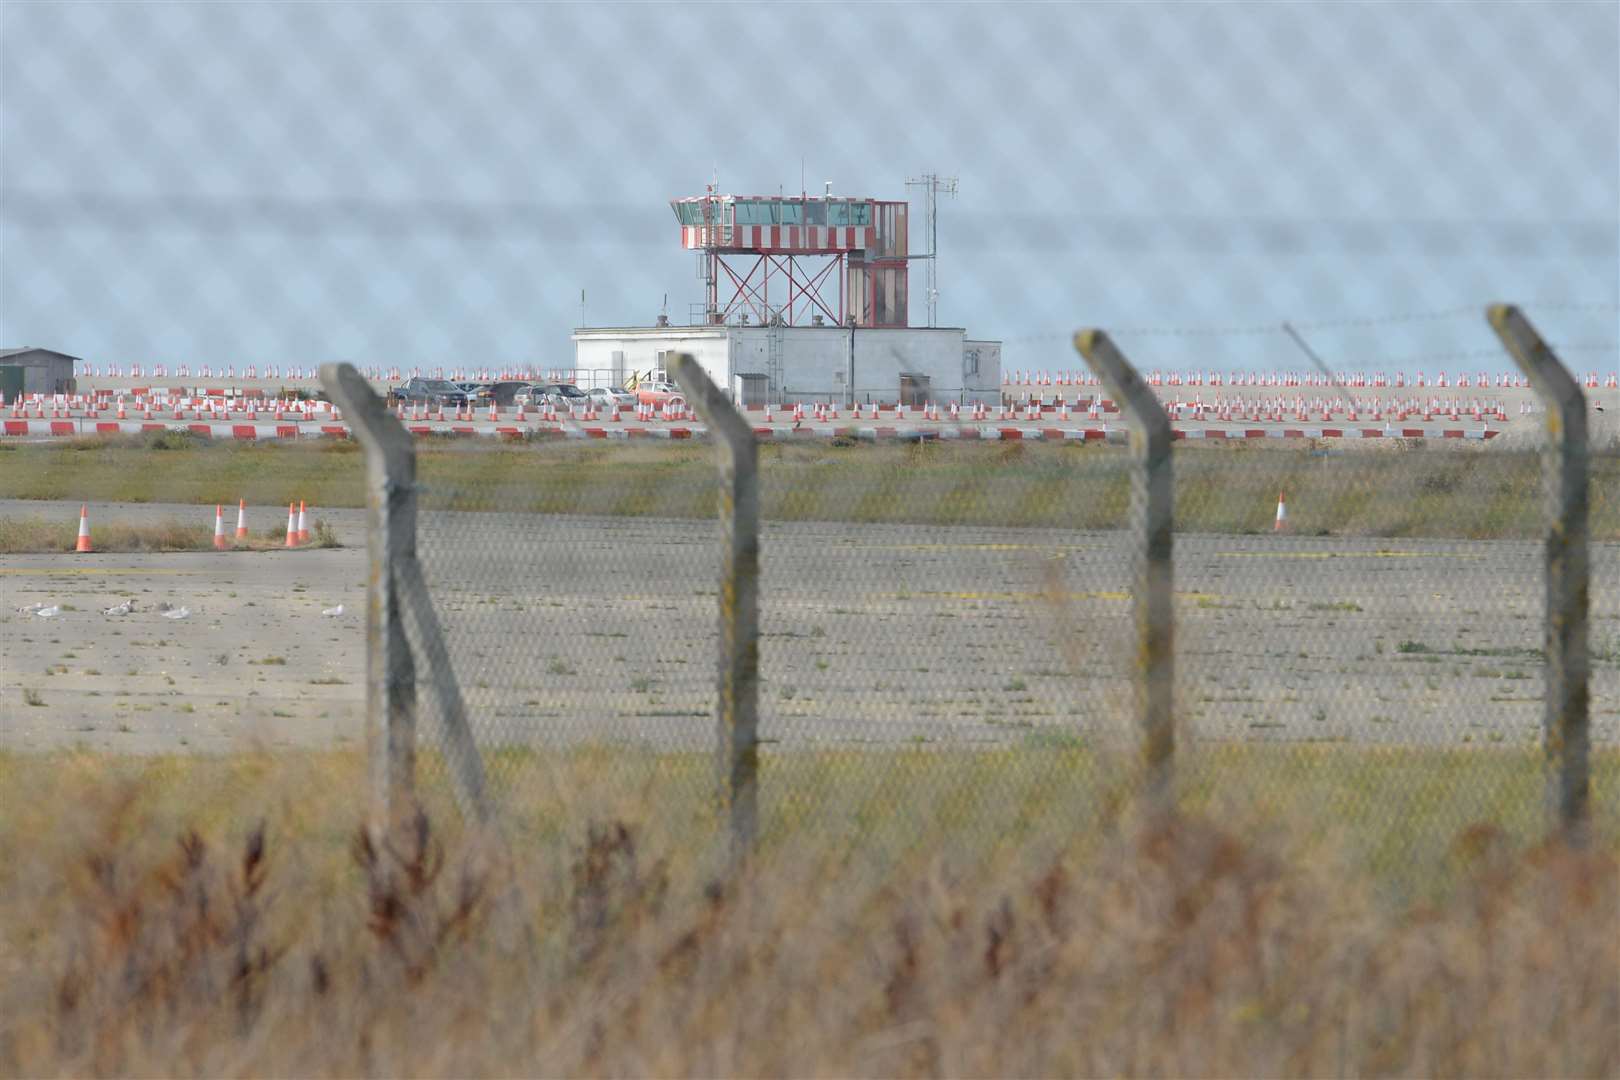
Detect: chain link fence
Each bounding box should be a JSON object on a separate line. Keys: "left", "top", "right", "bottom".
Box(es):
{"left": 8, "top": 5, "right": 1620, "bottom": 1073}
{"left": 5, "top": 3, "right": 1618, "bottom": 882}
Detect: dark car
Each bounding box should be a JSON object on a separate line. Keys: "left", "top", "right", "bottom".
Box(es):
{"left": 481, "top": 381, "right": 533, "bottom": 407}
{"left": 388, "top": 377, "right": 470, "bottom": 407}
{"left": 455, "top": 381, "right": 492, "bottom": 404}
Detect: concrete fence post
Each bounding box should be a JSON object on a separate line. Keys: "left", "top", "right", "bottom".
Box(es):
{"left": 320, "top": 363, "right": 492, "bottom": 828}
{"left": 1485, "top": 305, "right": 1590, "bottom": 845}
{"left": 1073, "top": 330, "right": 1176, "bottom": 806}
{"left": 669, "top": 353, "right": 762, "bottom": 862}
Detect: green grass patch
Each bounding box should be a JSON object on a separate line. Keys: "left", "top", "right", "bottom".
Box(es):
{"left": 0, "top": 515, "right": 341, "bottom": 553}
{"left": 2, "top": 439, "right": 1614, "bottom": 539}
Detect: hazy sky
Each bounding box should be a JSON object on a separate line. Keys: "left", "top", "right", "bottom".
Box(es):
{"left": 3, "top": 1, "right": 1616, "bottom": 375}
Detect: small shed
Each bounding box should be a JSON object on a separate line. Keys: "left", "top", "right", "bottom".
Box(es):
{"left": 0, "top": 347, "right": 81, "bottom": 400}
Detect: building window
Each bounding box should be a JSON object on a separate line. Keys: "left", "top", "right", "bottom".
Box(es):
{"left": 825, "top": 201, "right": 872, "bottom": 227}
{"left": 964, "top": 349, "right": 980, "bottom": 376}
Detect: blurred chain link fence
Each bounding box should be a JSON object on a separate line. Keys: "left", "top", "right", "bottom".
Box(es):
{"left": 4, "top": 3, "right": 1618, "bottom": 890}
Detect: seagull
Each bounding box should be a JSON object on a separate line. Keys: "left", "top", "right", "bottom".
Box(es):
{"left": 160, "top": 606, "right": 191, "bottom": 620}
{"left": 102, "top": 600, "right": 135, "bottom": 616}
{"left": 321, "top": 604, "right": 344, "bottom": 617}
{"left": 34, "top": 605, "right": 60, "bottom": 618}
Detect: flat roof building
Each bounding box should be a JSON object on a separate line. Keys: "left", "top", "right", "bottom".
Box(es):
{"left": 573, "top": 323, "right": 1000, "bottom": 408}
{"left": 572, "top": 187, "right": 999, "bottom": 405}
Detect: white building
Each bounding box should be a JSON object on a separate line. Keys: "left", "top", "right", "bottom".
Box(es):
{"left": 572, "top": 322, "right": 1001, "bottom": 408}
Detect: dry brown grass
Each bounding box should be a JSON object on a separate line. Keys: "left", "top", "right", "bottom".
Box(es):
{"left": 1, "top": 749, "right": 1616, "bottom": 1077}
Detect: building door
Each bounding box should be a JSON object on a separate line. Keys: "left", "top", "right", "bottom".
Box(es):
{"left": 899, "top": 373, "right": 931, "bottom": 408}
{"left": 0, "top": 366, "right": 23, "bottom": 405}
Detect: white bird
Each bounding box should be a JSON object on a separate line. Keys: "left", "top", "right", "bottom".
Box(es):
{"left": 321, "top": 604, "right": 344, "bottom": 617}
{"left": 34, "top": 605, "right": 60, "bottom": 618}
{"left": 160, "top": 606, "right": 191, "bottom": 620}
{"left": 102, "top": 600, "right": 134, "bottom": 616}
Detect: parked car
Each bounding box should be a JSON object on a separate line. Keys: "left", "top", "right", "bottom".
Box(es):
{"left": 514, "top": 382, "right": 589, "bottom": 409}
{"left": 482, "top": 380, "right": 532, "bottom": 407}
{"left": 587, "top": 386, "right": 637, "bottom": 410}
{"left": 632, "top": 377, "right": 682, "bottom": 406}
{"left": 388, "top": 377, "right": 469, "bottom": 407}
{"left": 455, "top": 381, "right": 492, "bottom": 404}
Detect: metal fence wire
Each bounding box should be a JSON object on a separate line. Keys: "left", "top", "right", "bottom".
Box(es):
{"left": 3, "top": 2, "right": 1618, "bottom": 892}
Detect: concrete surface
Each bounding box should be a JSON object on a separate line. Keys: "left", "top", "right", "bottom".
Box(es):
{"left": 4, "top": 502, "right": 1616, "bottom": 754}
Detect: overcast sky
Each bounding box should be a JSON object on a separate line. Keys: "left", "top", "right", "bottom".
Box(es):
{"left": 3, "top": 1, "right": 1616, "bottom": 375}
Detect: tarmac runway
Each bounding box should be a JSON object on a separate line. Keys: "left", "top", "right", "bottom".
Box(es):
{"left": 3, "top": 501, "right": 1617, "bottom": 754}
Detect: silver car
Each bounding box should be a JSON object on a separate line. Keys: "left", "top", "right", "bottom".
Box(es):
{"left": 587, "top": 386, "right": 637, "bottom": 409}
{"left": 515, "top": 382, "right": 588, "bottom": 409}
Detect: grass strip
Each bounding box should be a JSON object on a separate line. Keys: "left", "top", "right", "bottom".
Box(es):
{"left": 0, "top": 515, "right": 339, "bottom": 553}
{"left": 2, "top": 435, "right": 1617, "bottom": 539}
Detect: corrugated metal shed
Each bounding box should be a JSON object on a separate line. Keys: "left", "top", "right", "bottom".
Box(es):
{"left": 0, "top": 346, "right": 81, "bottom": 399}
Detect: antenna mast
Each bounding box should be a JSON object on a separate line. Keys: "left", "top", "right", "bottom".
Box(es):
{"left": 905, "top": 172, "right": 958, "bottom": 328}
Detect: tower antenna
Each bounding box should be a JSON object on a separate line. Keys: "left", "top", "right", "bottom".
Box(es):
{"left": 905, "top": 172, "right": 958, "bottom": 328}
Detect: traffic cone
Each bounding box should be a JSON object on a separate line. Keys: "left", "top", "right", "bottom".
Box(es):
{"left": 235, "top": 498, "right": 248, "bottom": 541}
{"left": 213, "top": 505, "right": 228, "bottom": 550}
{"left": 1274, "top": 492, "right": 1288, "bottom": 532}
{"left": 295, "top": 501, "right": 309, "bottom": 545}
{"left": 285, "top": 503, "right": 298, "bottom": 547}
{"left": 75, "top": 505, "right": 92, "bottom": 552}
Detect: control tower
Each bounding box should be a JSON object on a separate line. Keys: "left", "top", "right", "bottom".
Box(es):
{"left": 672, "top": 188, "right": 909, "bottom": 328}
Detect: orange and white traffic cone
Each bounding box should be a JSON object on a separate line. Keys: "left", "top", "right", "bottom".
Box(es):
{"left": 295, "top": 501, "right": 309, "bottom": 545}
{"left": 285, "top": 502, "right": 298, "bottom": 547}
{"left": 75, "top": 504, "right": 93, "bottom": 552}
{"left": 235, "top": 498, "right": 248, "bottom": 541}
{"left": 1274, "top": 491, "right": 1288, "bottom": 532}
{"left": 213, "top": 505, "right": 228, "bottom": 550}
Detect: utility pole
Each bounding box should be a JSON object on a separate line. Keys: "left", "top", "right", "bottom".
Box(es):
{"left": 906, "top": 172, "right": 958, "bottom": 328}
